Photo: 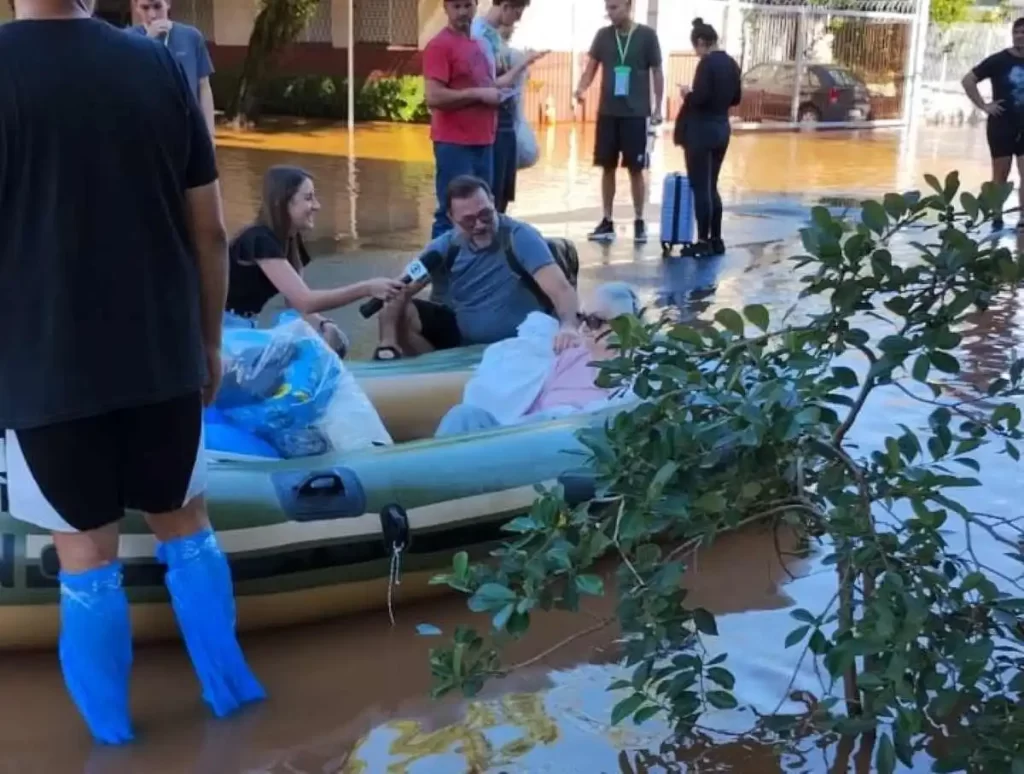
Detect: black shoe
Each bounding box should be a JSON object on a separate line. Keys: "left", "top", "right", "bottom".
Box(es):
{"left": 993, "top": 218, "right": 1005, "bottom": 232}
{"left": 634, "top": 219, "right": 648, "bottom": 244}
{"left": 709, "top": 238, "right": 726, "bottom": 256}
{"left": 588, "top": 218, "right": 616, "bottom": 242}
{"left": 680, "top": 241, "right": 713, "bottom": 258}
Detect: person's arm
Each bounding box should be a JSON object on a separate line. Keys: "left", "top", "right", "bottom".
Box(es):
{"left": 423, "top": 39, "right": 498, "bottom": 109}
{"left": 195, "top": 30, "right": 216, "bottom": 136}
{"left": 532, "top": 264, "right": 580, "bottom": 331}
{"left": 495, "top": 50, "right": 547, "bottom": 89}
{"left": 731, "top": 60, "right": 743, "bottom": 107}
{"left": 198, "top": 78, "right": 215, "bottom": 136}
{"left": 573, "top": 32, "right": 603, "bottom": 101}
{"left": 963, "top": 57, "right": 1002, "bottom": 115}
{"left": 512, "top": 225, "right": 581, "bottom": 348}
{"left": 684, "top": 57, "right": 713, "bottom": 109}
{"left": 649, "top": 31, "right": 665, "bottom": 121}
{"left": 255, "top": 259, "right": 401, "bottom": 314}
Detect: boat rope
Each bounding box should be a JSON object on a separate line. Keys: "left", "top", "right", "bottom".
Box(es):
{"left": 387, "top": 540, "right": 405, "bottom": 627}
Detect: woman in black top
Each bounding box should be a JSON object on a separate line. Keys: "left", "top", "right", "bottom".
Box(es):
{"left": 227, "top": 166, "right": 403, "bottom": 354}
{"left": 674, "top": 18, "right": 741, "bottom": 258}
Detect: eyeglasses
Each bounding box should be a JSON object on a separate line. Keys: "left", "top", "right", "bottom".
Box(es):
{"left": 454, "top": 207, "right": 496, "bottom": 231}
{"left": 578, "top": 313, "right": 609, "bottom": 329}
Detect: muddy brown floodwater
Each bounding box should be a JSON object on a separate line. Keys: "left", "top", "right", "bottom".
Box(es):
{"left": 0, "top": 123, "right": 1019, "bottom": 773}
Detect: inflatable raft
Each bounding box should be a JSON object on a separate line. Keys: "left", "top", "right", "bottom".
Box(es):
{"left": 0, "top": 356, "right": 597, "bottom": 650}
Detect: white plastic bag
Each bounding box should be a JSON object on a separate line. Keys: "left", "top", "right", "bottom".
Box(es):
{"left": 209, "top": 313, "right": 392, "bottom": 458}
{"left": 516, "top": 119, "right": 539, "bottom": 170}
{"left": 462, "top": 312, "right": 558, "bottom": 424}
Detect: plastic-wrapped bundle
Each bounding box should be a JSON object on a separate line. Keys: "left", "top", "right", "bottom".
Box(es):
{"left": 206, "top": 313, "right": 393, "bottom": 458}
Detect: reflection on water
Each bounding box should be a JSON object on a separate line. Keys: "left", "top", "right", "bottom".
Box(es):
{"left": 1, "top": 126, "right": 1020, "bottom": 772}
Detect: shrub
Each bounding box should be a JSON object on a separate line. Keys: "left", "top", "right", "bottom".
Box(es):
{"left": 211, "top": 69, "right": 430, "bottom": 123}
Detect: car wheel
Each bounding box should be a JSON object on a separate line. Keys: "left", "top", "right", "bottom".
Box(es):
{"left": 798, "top": 104, "right": 821, "bottom": 123}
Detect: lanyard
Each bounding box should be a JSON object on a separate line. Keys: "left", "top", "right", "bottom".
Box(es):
{"left": 615, "top": 24, "right": 635, "bottom": 65}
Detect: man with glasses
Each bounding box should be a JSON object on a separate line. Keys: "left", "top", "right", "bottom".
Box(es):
{"left": 373, "top": 176, "right": 581, "bottom": 360}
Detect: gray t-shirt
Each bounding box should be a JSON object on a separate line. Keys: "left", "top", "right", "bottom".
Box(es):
{"left": 424, "top": 217, "right": 555, "bottom": 345}
{"left": 132, "top": 22, "right": 213, "bottom": 100}
{"left": 588, "top": 23, "right": 662, "bottom": 118}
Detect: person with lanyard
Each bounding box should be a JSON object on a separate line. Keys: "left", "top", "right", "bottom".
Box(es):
{"left": 962, "top": 17, "right": 1024, "bottom": 232}
{"left": 574, "top": 0, "right": 664, "bottom": 245}
{"left": 132, "top": 0, "right": 215, "bottom": 136}
{"left": 471, "top": 0, "right": 546, "bottom": 214}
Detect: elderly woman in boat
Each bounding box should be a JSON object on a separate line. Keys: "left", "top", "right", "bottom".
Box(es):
{"left": 435, "top": 282, "right": 642, "bottom": 435}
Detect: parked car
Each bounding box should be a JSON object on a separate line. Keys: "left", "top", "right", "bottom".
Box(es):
{"left": 741, "top": 62, "right": 873, "bottom": 123}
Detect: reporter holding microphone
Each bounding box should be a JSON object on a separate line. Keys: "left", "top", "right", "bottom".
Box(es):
{"left": 226, "top": 166, "right": 403, "bottom": 356}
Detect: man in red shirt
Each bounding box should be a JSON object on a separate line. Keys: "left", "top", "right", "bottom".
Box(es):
{"left": 423, "top": 0, "right": 500, "bottom": 238}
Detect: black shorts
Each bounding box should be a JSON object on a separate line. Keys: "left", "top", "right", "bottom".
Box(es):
{"left": 412, "top": 299, "right": 462, "bottom": 350}
{"left": 594, "top": 115, "right": 651, "bottom": 172}
{"left": 3, "top": 392, "right": 206, "bottom": 533}
{"left": 987, "top": 119, "right": 1024, "bottom": 159}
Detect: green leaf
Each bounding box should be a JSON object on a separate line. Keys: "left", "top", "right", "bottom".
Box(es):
{"left": 912, "top": 354, "right": 930, "bottom": 382}
{"left": 861, "top": 199, "right": 889, "bottom": 234}
{"left": 929, "top": 351, "right": 961, "bottom": 374}
{"left": 924, "top": 173, "right": 943, "bottom": 196}
{"left": 693, "top": 491, "right": 727, "bottom": 513}
{"left": 706, "top": 666, "right": 735, "bottom": 690}
{"left": 706, "top": 690, "right": 738, "bottom": 710}
{"left": 790, "top": 608, "right": 817, "bottom": 624}
{"left": 492, "top": 602, "right": 514, "bottom": 631}
{"left": 575, "top": 574, "right": 605, "bottom": 596}
{"left": 743, "top": 304, "right": 769, "bottom": 331}
{"left": 453, "top": 551, "right": 469, "bottom": 578}
{"left": 714, "top": 308, "right": 745, "bottom": 336}
{"left": 785, "top": 625, "right": 810, "bottom": 648}
{"left": 502, "top": 516, "right": 539, "bottom": 534}
{"left": 648, "top": 461, "right": 680, "bottom": 501}
{"left": 633, "top": 704, "right": 662, "bottom": 724}
{"left": 875, "top": 732, "right": 896, "bottom": 774}
{"left": 611, "top": 693, "right": 646, "bottom": 726}
{"left": 878, "top": 335, "right": 912, "bottom": 354}
{"left": 692, "top": 607, "right": 719, "bottom": 636}
{"left": 467, "top": 583, "right": 516, "bottom": 613}
{"left": 831, "top": 366, "right": 859, "bottom": 388}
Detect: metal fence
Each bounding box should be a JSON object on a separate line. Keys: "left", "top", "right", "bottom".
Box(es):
{"left": 722, "top": 1, "right": 914, "bottom": 125}
{"left": 919, "top": 22, "right": 1005, "bottom": 124}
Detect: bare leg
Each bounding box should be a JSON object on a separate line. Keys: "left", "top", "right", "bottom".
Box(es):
{"left": 1015, "top": 156, "right": 1024, "bottom": 224}
{"left": 397, "top": 301, "right": 436, "bottom": 356}
{"left": 377, "top": 295, "right": 408, "bottom": 356}
{"left": 53, "top": 523, "right": 120, "bottom": 573}
{"left": 601, "top": 168, "right": 616, "bottom": 220}
{"left": 628, "top": 168, "right": 647, "bottom": 220}
{"left": 993, "top": 156, "right": 1012, "bottom": 225}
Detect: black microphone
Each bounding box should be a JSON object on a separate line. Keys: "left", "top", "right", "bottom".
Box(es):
{"left": 359, "top": 250, "right": 444, "bottom": 319}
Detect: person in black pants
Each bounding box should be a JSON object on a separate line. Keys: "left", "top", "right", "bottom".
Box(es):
{"left": 962, "top": 17, "right": 1024, "bottom": 232}
{"left": 674, "top": 18, "right": 741, "bottom": 257}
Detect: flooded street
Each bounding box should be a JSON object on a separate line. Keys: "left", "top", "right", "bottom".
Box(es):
{"left": 2, "top": 122, "right": 1020, "bottom": 772}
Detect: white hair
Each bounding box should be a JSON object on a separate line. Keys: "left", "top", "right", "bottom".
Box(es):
{"left": 592, "top": 282, "right": 642, "bottom": 319}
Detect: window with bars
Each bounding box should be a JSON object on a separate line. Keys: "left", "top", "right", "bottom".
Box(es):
{"left": 298, "top": 0, "right": 333, "bottom": 44}
{"left": 355, "top": 0, "right": 418, "bottom": 46}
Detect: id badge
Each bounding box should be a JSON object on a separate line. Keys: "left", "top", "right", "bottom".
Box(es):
{"left": 613, "top": 65, "right": 631, "bottom": 97}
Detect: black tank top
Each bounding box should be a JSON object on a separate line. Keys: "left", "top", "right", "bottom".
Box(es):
{"left": 225, "top": 224, "right": 311, "bottom": 317}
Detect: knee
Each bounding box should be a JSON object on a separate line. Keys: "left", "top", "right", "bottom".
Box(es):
{"left": 435, "top": 404, "right": 499, "bottom": 437}
{"left": 53, "top": 525, "right": 121, "bottom": 574}
{"left": 145, "top": 496, "right": 210, "bottom": 544}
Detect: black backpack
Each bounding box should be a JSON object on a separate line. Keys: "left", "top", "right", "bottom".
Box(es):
{"left": 445, "top": 227, "right": 579, "bottom": 314}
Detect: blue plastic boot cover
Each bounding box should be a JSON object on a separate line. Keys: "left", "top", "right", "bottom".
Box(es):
{"left": 157, "top": 528, "right": 266, "bottom": 717}
{"left": 58, "top": 562, "right": 135, "bottom": 745}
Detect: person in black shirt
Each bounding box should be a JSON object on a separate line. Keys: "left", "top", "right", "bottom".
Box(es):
{"left": 0, "top": 0, "right": 263, "bottom": 745}
{"left": 674, "top": 18, "right": 741, "bottom": 257}
{"left": 962, "top": 17, "right": 1024, "bottom": 231}
{"left": 227, "top": 165, "right": 402, "bottom": 355}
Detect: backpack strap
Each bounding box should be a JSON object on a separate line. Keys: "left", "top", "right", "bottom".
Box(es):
{"left": 500, "top": 225, "right": 554, "bottom": 314}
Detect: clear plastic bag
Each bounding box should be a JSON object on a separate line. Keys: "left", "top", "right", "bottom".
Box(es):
{"left": 206, "top": 313, "right": 392, "bottom": 458}
{"left": 516, "top": 118, "right": 539, "bottom": 170}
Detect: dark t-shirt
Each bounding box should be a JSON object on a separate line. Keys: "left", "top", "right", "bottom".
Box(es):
{"left": 973, "top": 49, "right": 1024, "bottom": 125}
{"left": 589, "top": 23, "right": 663, "bottom": 118}
{"left": 226, "top": 224, "right": 311, "bottom": 317}
{"left": 130, "top": 22, "right": 214, "bottom": 100}
{"left": 0, "top": 18, "right": 218, "bottom": 430}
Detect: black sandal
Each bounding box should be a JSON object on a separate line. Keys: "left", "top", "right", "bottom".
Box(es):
{"left": 372, "top": 345, "right": 402, "bottom": 361}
